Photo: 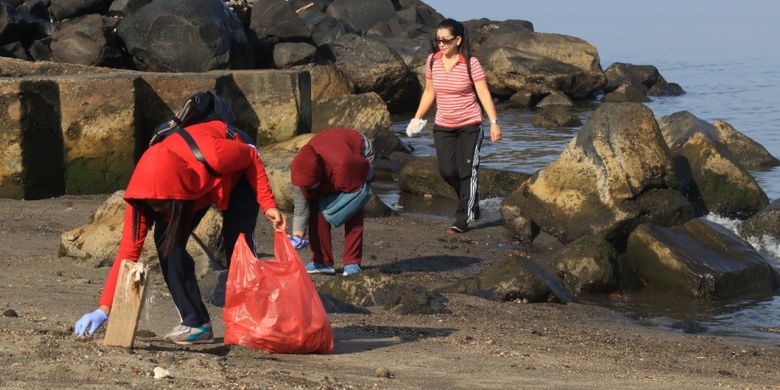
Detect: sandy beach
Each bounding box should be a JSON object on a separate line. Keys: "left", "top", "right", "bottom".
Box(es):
{"left": 1, "top": 194, "right": 779, "bottom": 389}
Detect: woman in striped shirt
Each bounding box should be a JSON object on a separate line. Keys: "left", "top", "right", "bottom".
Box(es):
{"left": 411, "top": 18, "right": 502, "bottom": 233}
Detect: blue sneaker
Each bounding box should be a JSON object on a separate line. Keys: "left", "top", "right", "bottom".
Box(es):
{"left": 343, "top": 264, "right": 362, "bottom": 276}
{"left": 305, "top": 262, "right": 335, "bottom": 274}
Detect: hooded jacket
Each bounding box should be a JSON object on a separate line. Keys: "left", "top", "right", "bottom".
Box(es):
{"left": 98, "top": 119, "right": 276, "bottom": 307}
{"left": 290, "top": 128, "right": 370, "bottom": 199}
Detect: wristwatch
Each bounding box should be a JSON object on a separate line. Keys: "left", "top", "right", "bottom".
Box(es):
{"left": 488, "top": 118, "right": 500, "bottom": 125}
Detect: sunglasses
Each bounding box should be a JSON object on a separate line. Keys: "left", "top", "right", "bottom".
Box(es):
{"left": 434, "top": 37, "right": 458, "bottom": 45}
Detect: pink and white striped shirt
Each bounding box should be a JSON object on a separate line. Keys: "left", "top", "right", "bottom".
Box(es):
{"left": 426, "top": 51, "right": 485, "bottom": 129}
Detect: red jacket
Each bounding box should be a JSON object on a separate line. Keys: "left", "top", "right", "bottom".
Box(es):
{"left": 98, "top": 120, "right": 277, "bottom": 307}
{"left": 291, "top": 128, "right": 370, "bottom": 198}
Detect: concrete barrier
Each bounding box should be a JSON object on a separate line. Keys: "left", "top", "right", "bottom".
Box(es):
{"left": 0, "top": 69, "right": 311, "bottom": 199}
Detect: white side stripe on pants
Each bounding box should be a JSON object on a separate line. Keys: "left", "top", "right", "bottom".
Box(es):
{"left": 466, "top": 127, "right": 483, "bottom": 223}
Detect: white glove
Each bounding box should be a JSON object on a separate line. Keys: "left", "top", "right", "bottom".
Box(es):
{"left": 405, "top": 118, "right": 427, "bottom": 137}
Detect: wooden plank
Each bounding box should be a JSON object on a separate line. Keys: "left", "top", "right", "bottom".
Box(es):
{"left": 103, "top": 260, "right": 149, "bottom": 348}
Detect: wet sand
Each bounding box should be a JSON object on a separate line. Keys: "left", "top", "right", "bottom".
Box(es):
{"left": 1, "top": 195, "right": 779, "bottom": 389}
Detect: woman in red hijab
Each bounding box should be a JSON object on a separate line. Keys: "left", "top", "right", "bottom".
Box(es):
{"left": 74, "top": 98, "right": 285, "bottom": 345}
{"left": 290, "top": 128, "right": 374, "bottom": 276}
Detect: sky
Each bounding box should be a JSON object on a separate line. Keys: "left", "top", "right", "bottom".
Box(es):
{"left": 422, "top": 0, "right": 780, "bottom": 64}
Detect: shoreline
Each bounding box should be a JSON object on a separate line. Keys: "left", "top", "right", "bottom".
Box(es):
{"left": 1, "top": 195, "right": 779, "bottom": 388}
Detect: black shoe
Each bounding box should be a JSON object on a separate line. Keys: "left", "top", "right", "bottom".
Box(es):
{"left": 448, "top": 218, "right": 468, "bottom": 233}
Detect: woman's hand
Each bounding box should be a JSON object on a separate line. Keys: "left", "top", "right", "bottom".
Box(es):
{"left": 490, "top": 123, "right": 502, "bottom": 142}
{"left": 264, "top": 208, "right": 287, "bottom": 232}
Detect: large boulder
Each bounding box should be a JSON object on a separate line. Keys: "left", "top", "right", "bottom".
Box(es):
{"left": 272, "top": 42, "right": 317, "bottom": 68}
{"left": 477, "top": 31, "right": 606, "bottom": 99}
{"left": 532, "top": 106, "right": 582, "bottom": 128}
{"left": 395, "top": 0, "right": 443, "bottom": 28}
{"left": 673, "top": 132, "right": 768, "bottom": 219}
{"left": 539, "top": 235, "right": 617, "bottom": 295}
{"left": 325, "top": 33, "right": 410, "bottom": 109}
{"left": 711, "top": 120, "right": 779, "bottom": 169}
{"left": 604, "top": 62, "right": 685, "bottom": 96}
{"left": 117, "top": 0, "right": 253, "bottom": 72}
{"left": 737, "top": 198, "right": 780, "bottom": 241}
{"left": 625, "top": 219, "right": 776, "bottom": 299}
{"left": 249, "top": 0, "right": 310, "bottom": 39}
{"left": 0, "top": 1, "right": 53, "bottom": 49}
{"left": 312, "top": 92, "right": 391, "bottom": 137}
{"left": 658, "top": 111, "right": 778, "bottom": 169}
{"left": 324, "top": 0, "right": 396, "bottom": 33}
{"left": 501, "top": 103, "right": 683, "bottom": 244}
{"left": 59, "top": 191, "right": 226, "bottom": 276}
{"left": 399, "top": 156, "right": 531, "bottom": 200}
{"left": 49, "top": 0, "right": 111, "bottom": 21}
{"left": 602, "top": 84, "right": 650, "bottom": 103}
{"left": 463, "top": 18, "right": 534, "bottom": 53}
{"left": 50, "top": 14, "right": 129, "bottom": 68}
{"left": 443, "top": 251, "right": 552, "bottom": 302}
{"left": 308, "top": 15, "right": 354, "bottom": 47}
{"left": 305, "top": 63, "right": 353, "bottom": 102}
{"left": 317, "top": 271, "right": 448, "bottom": 313}
{"left": 259, "top": 134, "right": 315, "bottom": 211}
{"left": 0, "top": 56, "right": 113, "bottom": 77}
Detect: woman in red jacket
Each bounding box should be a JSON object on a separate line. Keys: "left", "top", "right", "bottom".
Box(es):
{"left": 290, "top": 128, "right": 374, "bottom": 276}
{"left": 74, "top": 102, "right": 286, "bottom": 344}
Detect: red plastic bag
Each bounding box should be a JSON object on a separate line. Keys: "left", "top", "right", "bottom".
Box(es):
{"left": 223, "top": 231, "right": 334, "bottom": 354}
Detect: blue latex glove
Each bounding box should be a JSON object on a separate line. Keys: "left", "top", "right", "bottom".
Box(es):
{"left": 288, "top": 234, "right": 309, "bottom": 250}
{"left": 74, "top": 309, "right": 108, "bottom": 336}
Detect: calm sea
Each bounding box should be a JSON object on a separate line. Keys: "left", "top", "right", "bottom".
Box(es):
{"left": 387, "top": 1, "right": 780, "bottom": 339}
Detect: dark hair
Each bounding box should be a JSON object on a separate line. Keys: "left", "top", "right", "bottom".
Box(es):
{"left": 131, "top": 199, "right": 194, "bottom": 257}
{"left": 436, "top": 18, "right": 470, "bottom": 57}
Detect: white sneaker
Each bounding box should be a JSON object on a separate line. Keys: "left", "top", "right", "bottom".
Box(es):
{"left": 163, "top": 322, "right": 214, "bottom": 345}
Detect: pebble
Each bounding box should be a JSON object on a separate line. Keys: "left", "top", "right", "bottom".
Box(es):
{"left": 153, "top": 367, "right": 170, "bottom": 380}
{"left": 375, "top": 367, "right": 391, "bottom": 378}
{"left": 2, "top": 309, "right": 18, "bottom": 317}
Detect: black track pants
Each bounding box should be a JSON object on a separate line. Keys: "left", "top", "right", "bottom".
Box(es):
{"left": 433, "top": 124, "right": 483, "bottom": 223}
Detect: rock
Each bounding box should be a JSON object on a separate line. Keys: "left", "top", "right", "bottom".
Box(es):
{"left": 508, "top": 89, "right": 542, "bottom": 108}
{"left": 671, "top": 320, "right": 707, "bottom": 334}
{"left": 648, "top": 79, "right": 685, "bottom": 96}
{"left": 539, "top": 235, "right": 617, "bottom": 295}
{"left": 463, "top": 18, "right": 534, "bottom": 52}
{"left": 711, "top": 120, "right": 779, "bottom": 169}
{"left": 273, "top": 42, "right": 317, "bottom": 68}
{"left": 0, "top": 2, "right": 53, "bottom": 48}
{"left": 249, "top": 0, "right": 311, "bottom": 41}
{"left": 375, "top": 366, "right": 391, "bottom": 378}
{"left": 325, "top": 33, "right": 410, "bottom": 109}
{"left": 501, "top": 215, "right": 538, "bottom": 243}
{"left": 259, "top": 135, "right": 313, "bottom": 210}
{"left": 27, "top": 38, "right": 52, "bottom": 61}
{"left": 532, "top": 106, "right": 581, "bottom": 128}
{"left": 659, "top": 111, "right": 778, "bottom": 170}
{"left": 536, "top": 91, "right": 573, "bottom": 107}
{"left": 317, "top": 271, "right": 430, "bottom": 307}
{"left": 364, "top": 192, "right": 394, "bottom": 218}
{"left": 737, "top": 198, "right": 780, "bottom": 240}
{"left": 325, "top": 0, "right": 396, "bottom": 33}
{"left": 365, "top": 17, "right": 405, "bottom": 38}
{"left": 51, "top": 14, "right": 128, "bottom": 67}
{"left": 117, "top": 0, "right": 252, "bottom": 72}
{"left": 625, "top": 219, "right": 776, "bottom": 299}
{"left": 674, "top": 132, "right": 768, "bottom": 219}
{"left": 381, "top": 36, "right": 433, "bottom": 70}
{"left": 477, "top": 31, "right": 606, "bottom": 99}
{"left": 312, "top": 92, "right": 391, "bottom": 137}
{"left": 318, "top": 293, "right": 371, "bottom": 314}
{"left": 395, "top": 0, "right": 443, "bottom": 28}
{"left": 501, "top": 103, "right": 678, "bottom": 243}
{"left": 602, "top": 84, "right": 650, "bottom": 103}
{"left": 309, "top": 15, "right": 354, "bottom": 47}
{"left": 399, "top": 156, "right": 531, "bottom": 200}
{"left": 604, "top": 62, "right": 661, "bottom": 93}
{"left": 49, "top": 0, "right": 111, "bottom": 21}
{"left": 59, "top": 191, "right": 227, "bottom": 273}
{"left": 443, "top": 251, "right": 552, "bottom": 302}
{"left": 305, "top": 63, "right": 353, "bottom": 102}
{"left": 384, "top": 285, "right": 449, "bottom": 314}
{"left": 2, "top": 309, "right": 18, "bottom": 317}
{"left": 153, "top": 366, "right": 170, "bottom": 380}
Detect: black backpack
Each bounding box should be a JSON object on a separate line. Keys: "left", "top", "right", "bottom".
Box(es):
{"left": 149, "top": 92, "right": 245, "bottom": 177}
